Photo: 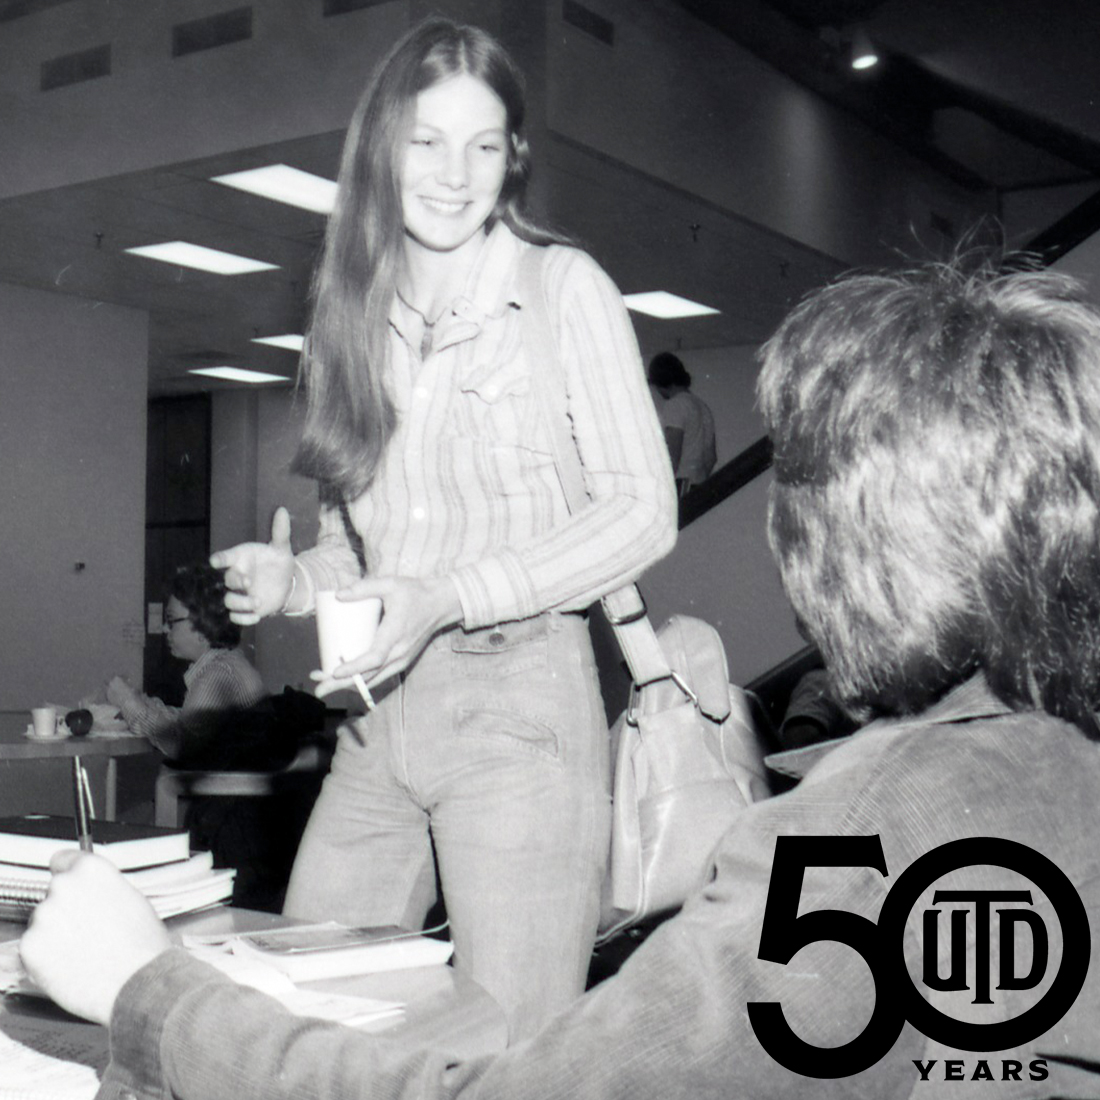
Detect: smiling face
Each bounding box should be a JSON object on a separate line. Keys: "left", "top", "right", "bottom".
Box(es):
{"left": 400, "top": 72, "right": 509, "bottom": 260}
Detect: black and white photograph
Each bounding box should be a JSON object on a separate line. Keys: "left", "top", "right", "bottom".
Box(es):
{"left": 0, "top": 2, "right": 1098, "bottom": 1096}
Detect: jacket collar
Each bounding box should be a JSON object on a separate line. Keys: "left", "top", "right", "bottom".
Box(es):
{"left": 766, "top": 672, "right": 1014, "bottom": 781}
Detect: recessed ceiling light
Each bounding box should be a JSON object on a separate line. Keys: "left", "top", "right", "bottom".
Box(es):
{"left": 622, "top": 291, "right": 719, "bottom": 319}
{"left": 212, "top": 164, "right": 338, "bottom": 215}
{"left": 125, "top": 241, "right": 279, "bottom": 275}
{"left": 189, "top": 366, "right": 290, "bottom": 384}
{"left": 251, "top": 333, "right": 305, "bottom": 351}
{"left": 850, "top": 27, "right": 879, "bottom": 70}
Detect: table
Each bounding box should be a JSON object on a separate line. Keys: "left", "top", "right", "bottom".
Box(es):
{"left": 0, "top": 907, "right": 507, "bottom": 1097}
{"left": 0, "top": 712, "right": 156, "bottom": 821}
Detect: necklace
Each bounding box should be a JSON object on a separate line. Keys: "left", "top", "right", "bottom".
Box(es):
{"left": 395, "top": 286, "right": 447, "bottom": 327}
{"left": 395, "top": 286, "right": 446, "bottom": 358}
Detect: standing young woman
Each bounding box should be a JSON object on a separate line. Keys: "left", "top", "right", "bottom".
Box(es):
{"left": 212, "top": 18, "right": 677, "bottom": 1040}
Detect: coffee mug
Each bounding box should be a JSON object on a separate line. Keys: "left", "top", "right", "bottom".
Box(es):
{"left": 30, "top": 706, "right": 59, "bottom": 738}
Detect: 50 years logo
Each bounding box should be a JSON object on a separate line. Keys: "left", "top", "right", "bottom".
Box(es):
{"left": 747, "top": 836, "right": 1090, "bottom": 1079}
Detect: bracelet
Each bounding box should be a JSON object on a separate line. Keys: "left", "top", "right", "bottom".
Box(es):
{"left": 278, "top": 569, "right": 298, "bottom": 615}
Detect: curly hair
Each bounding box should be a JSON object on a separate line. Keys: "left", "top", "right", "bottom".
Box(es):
{"left": 757, "top": 259, "right": 1100, "bottom": 736}
{"left": 170, "top": 564, "right": 240, "bottom": 650}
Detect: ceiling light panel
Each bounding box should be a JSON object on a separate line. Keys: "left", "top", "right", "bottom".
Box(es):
{"left": 189, "top": 366, "right": 290, "bottom": 384}
{"left": 251, "top": 334, "right": 305, "bottom": 351}
{"left": 212, "top": 164, "right": 337, "bottom": 214}
{"left": 622, "top": 291, "right": 719, "bottom": 319}
{"left": 125, "top": 241, "right": 279, "bottom": 275}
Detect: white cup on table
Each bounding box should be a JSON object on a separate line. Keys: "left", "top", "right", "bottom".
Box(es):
{"left": 315, "top": 590, "right": 382, "bottom": 677}
{"left": 30, "top": 706, "right": 58, "bottom": 739}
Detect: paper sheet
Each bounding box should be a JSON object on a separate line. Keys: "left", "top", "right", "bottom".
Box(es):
{"left": 0, "top": 937, "right": 404, "bottom": 1099}
{"left": 0, "top": 1006, "right": 107, "bottom": 1100}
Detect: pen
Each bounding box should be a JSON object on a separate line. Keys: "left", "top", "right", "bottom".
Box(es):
{"left": 71, "top": 756, "right": 94, "bottom": 852}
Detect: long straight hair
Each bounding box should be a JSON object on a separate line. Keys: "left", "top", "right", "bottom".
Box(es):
{"left": 294, "top": 19, "right": 569, "bottom": 500}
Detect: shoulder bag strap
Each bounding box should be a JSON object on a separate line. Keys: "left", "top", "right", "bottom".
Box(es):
{"left": 518, "top": 245, "right": 671, "bottom": 687}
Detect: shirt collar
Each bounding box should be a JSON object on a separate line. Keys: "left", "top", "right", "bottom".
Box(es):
{"left": 183, "top": 646, "right": 221, "bottom": 688}
{"left": 765, "top": 672, "right": 1013, "bottom": 781}
{"left": 389, "top": 222, "right": 523, "bottom": 354}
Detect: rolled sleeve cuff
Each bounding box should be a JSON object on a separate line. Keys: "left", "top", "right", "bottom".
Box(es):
{"left": 290, "top": 550, "right": 360, "bottom": 615}
{"left": 449, "top": 549, "right": 539, "bottom": 629}
{"left": 103, "top": 950, "right": 230, "bottom": 1100}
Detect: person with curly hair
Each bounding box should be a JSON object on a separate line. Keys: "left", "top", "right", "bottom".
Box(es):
{"left": 106, "top": 563, "right": 265, "bottom": 761}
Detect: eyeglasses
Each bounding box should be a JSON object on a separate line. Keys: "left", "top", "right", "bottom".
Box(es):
{"left": 163, "top": 616, "right": 191, "bottom": 629}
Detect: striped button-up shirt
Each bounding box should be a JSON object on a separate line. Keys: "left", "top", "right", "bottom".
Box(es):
{"left": 294, "top": 223, "right": 677, "bottom": 629}
{"left": 118, "top": 647, "right": 265, "bottom": 760}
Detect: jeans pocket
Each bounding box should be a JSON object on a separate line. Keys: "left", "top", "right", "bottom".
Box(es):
{"left": 456, "top": 706, "right": 561, "bottom": 764}
{"left": 450, "top": 617, "right": 550, "bottom": 680}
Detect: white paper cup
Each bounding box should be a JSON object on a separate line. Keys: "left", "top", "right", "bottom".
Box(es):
{"left": 316, "top": 590, "right": 382, "bottom": 676}
{"left": 30, "top": 706, "right": 58, "bottom": 738}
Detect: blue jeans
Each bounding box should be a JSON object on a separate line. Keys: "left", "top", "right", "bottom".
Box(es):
{"left": 283, "top": 612, "right": 611, "bottom": 1041}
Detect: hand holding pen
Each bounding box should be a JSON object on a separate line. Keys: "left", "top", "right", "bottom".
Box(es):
{"left": 71, "top": 757, "right": 94, "bottom": 853}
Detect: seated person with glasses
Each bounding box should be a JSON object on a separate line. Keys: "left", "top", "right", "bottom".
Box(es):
{"left": 22, "top": 259, "right": 1100, "bottom": 1098}
{"left": 106, "top": 563, "right": 266, "bottom": 762}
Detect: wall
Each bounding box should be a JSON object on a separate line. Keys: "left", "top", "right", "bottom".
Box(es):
{"left": 0, "top": 282, "right": 148, "bottom": 706}
{"left": 0, "top": 0, "right": 410, "bottom": 199}
{"left": 0, "top": 281, "right": 148, "bottom": 815}
{"left": 548, "top": 0, "right": 990, "bottom": 269}
{"left": 0, "top": 0, "right": 990, "bottom": 276}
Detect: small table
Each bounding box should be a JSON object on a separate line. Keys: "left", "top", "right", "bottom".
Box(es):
{"left": 0, "top": 713, "right": 156, "bottom": 820}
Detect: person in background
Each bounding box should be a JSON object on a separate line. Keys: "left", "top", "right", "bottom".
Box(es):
{"left": 205, "top": 18, "right": 675, "bottom": 1042}
{"left": 647, "top": 350, "right": 717, "bottom": 495}
{"left": 776, "top": 666, "right": 858, "bottom": 751}
{"left": 106, "top": 563, "right": 265, "bottom": 762}
{"left": 28, "top": 260, "right": 1100, "bottom": 1097}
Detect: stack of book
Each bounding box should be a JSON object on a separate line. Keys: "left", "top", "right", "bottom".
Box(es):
{"left": 0, "top": 814, "right": 235, "bottom": 922}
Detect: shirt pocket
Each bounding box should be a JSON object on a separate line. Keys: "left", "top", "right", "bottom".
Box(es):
{"left": 451, "top": 357, "right": 535, "bottom": 446}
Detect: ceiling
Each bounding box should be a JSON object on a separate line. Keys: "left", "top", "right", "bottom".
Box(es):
{"left": 0, "top": 0, "right": 1098, "bottom": 396}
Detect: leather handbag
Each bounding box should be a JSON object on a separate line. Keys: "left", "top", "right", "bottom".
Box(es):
{"left": 518, "top": 246, "right": 772, "bottom": 940}
{"left": 600, "top": 616, "right": 770, "bottom": 938}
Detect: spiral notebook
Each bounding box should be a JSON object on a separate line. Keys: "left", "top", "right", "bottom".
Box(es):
{"left": 0, "top": 855, "right": 235, "bottom": 923}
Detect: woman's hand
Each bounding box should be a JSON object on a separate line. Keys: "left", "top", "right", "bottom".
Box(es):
{"left": 20, "top": 852, "right": 173, "bottom": 1026}
{"left": 106, "top": 675, "right": 138, "bottom": 711}
{"left": 210, "top": 507, "right": 296, "bottom": 625}
{"left": 311, "top": 575, "right": 463, "bottom": 697}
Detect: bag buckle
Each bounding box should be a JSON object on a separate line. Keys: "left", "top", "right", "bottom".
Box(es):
{"left": 625, "top": 670, "right": 697, "bottom": 726}
{"left": 669, "top": 671, "right": 698, "bottom": 706}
